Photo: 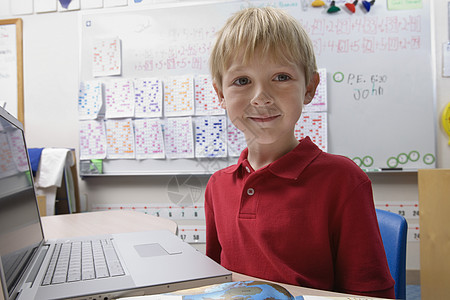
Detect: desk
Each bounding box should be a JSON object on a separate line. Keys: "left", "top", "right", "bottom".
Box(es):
{"left": 41, "top": 210, "right": 178, "bottom": 239}
{"left": 38, "top": 210, "right": 363, "bottom": 299}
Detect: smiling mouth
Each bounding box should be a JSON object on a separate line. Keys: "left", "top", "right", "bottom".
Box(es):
{"left": 248, "top": 115, "right": 280, "bottom": 122}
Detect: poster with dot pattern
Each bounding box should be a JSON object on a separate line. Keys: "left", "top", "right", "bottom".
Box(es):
{"left": 79, "top": 120, "right": 107, "bottom": 160}
{"left": 194, "top": 116, "right": 227, "bottom": 158}
{"left": 134, "top": 78, "right": 163, "bottom": 118}
{"left": 105, "top": 79, "right": 135, "bottom": 119}
{"left": 194, "top": 75, "right": 225, "bottom": 116}
{"left": 92, "top": 37, "right": 122, "bottom": 77}
{"left": 295, "top": 112, "right": 327, "bottom": 152}
{"left": 227, "top": 118, "right": 247, "bottom": 157}
{"left": 164, "top": 117, "right": 194, "bottom": 159}
{"left": 164, "top": 76, "right": 194, "bottom": 117}
{"left": 134, "top": 118, "right": 165, "bottom": 159}
{"left": 105, "top": 119, "right": 135, "bottom": 159}
{"left": 78, "top": 81, "right": 103, "bottom": 120}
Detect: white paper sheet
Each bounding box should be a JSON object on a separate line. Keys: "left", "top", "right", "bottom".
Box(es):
{"left": 34, "top": 0, "right": 57, "bottom": 13}
{"left": 226, "top": 118, "right": 247, "bottom": 157}
{"left": 78, "top": 80, "right": 103, "bottom": 120}
{"left": 11, "top": 0, "right": 33, "bottom": 15}
{"left": 134, "top": 78, "right": 163, "bottom": 118}
{"left": 164, "top": 117, "right": 194, "bottom": 159}
{"left": 164, "top": 75, "right": 194, "bottom": 117}
{"left": 92, "top": 37, "right": 122, "bottom": 77}
{"left": 295, "top": 112, "right": 328, "bottom": 152}
{"left": 105, "top": 118, "right": 135, "bottom": 159}
{"left": 194, "top": 74, "right": 225, "bottom": 116}
{"left": 79, "top": 120, "right": 107, "bottom": 159}
{"left": 134, "top": 118, "right": 165, "bottom": 159}
{"left": 194, "top": 116, "right": 227, "bottom": 158}
{"left": 105, "top": 79, "right": 134, "bottom": 119}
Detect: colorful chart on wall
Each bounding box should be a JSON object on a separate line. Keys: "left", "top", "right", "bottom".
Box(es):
{"left": 79, "top": 0, "right": 436, "bottom": 175}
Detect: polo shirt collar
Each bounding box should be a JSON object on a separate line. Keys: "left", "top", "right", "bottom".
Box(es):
{"left": 223, "top": 137, "right": 322, "bottom": 180}
{"left": 223, "top": 148, "right": 249, "bottom": 174}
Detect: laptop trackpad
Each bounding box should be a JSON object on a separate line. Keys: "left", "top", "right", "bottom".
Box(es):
{"left": 134, "top": 243, "right": 170, "bottom": 257}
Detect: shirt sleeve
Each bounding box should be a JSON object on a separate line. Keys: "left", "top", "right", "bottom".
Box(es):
{"left": 331, "top": 179, "right": 396, "bottom": 299}
{"left": 205, "top": 177, "right": 222, "bottom": 264}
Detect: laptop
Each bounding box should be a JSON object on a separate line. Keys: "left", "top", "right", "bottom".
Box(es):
{"left": 0, "top": 106, "right": 231, "bottom": 300}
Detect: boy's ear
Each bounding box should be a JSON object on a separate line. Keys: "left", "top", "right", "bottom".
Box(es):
{"left": 213, "top": 82, "right": 226, "bottom": 109}
{"left": 304, "top": 72, "right": 320, "bottom": 105}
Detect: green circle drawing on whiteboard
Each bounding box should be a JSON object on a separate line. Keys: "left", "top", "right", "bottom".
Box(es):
{"left": 408, "top": 150, "right": 420, "bottom": 162}
{"left": 386, "top": 157, "right": 399, "bottom": 168}
{"left": 362, "top": 156, "right": 374, "bottom": 167}
{"left": 352, "top": 157, "right": 363, "bottom": 167}
{"left": 333, "top": 71, "right": 344, "bottom": 83}
{"left": 397, "top": 153, "right": 408, "bottom": 165}
{"left": 423, "top": 153, "right": 435, "bottom": 165}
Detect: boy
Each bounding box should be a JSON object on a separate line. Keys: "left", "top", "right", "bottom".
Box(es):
{"left": 205, "top": 7, "right": 395, "bottom": 299}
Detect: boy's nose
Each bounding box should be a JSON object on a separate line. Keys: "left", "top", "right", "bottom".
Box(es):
{"left": 250, "top": 90, "right": 274, "bottom": 106}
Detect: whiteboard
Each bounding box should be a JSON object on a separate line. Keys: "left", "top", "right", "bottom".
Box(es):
{"left": 0, "top": 19, "right": 23, "bottom": 125}
{"left": 79, "top": 0, "right": 436, "bottom": 176}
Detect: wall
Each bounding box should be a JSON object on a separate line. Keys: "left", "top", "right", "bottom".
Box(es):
{"left": 1, "top": 0, "right": 449, "bottom": 279}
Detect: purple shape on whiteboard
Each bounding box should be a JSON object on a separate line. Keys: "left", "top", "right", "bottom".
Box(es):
{"left": 59, "top": 0, "right": 72, "bottom": 9}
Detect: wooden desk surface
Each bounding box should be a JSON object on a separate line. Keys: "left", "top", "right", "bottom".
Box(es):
{"left": 0, "top": 211, "right": 363, "bottom": 299}
{"left": 41, "top": 210, "right": 178, "bottom": 239}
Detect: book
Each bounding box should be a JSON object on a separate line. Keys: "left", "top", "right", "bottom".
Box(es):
{"left": 117, "top": 280, "right": 388, "bottom": 300}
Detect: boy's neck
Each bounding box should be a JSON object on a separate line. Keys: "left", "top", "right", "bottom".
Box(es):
{"left": 246, "top": 135, "right": 299, "bottom": 171}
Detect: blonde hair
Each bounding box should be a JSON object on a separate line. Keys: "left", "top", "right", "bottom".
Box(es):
{"left": 209, "top": 6, "right": 317, "bottom": 91}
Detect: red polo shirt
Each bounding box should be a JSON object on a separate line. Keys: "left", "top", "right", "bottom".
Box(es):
{"left": 205, "top": 137, "right": 395, "bottom": 298}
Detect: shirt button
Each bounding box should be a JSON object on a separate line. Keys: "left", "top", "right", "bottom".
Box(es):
{"left": 245, "top": 166, "right": 251, "bottom": 173}
{"left": 247, "top": 188, "right": 255, "bottom": 196}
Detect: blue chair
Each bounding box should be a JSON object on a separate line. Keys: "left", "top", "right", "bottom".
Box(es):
{"left": 375, "top": 209, "right": 408, "bottom": 300}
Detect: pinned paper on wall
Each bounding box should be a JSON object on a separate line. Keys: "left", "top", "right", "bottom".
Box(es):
{"left": 58, "top": 0, "right": 80, "bottom": 11}
{"left": 105, "top": 118, "right": 135, "bottom": 159}
{"left": 387, "top": 0, "right": 422, "bottom": 10}
{"left": 304, "top": 68, "right": 327, "bottom": 113}
{"left": 295, "top": 112, "right": 328, "bottom": 152}
{"left": 79, "top": 120, "right": 107, "bottom": 160}
{"left": 35, "top": 0, "right": 57, "bottom": 13}
{"left": 164, "top": 117, "right": 194, "bottom": 159}
{"left": 164, "top": 76, "right": 194, "bottom": 117}
{"left": 104, "top": 79, "right": 134, "bottom": 119}
{"left": 134, "top": 118, "right": 165, "bottom": 159}
{"left": 103, "top": 0, "right": 127, "bottom": 7}
{"left": 134, "top": 78, "right": 163, "bottom": 118}
{"left": 227, "top": 119, "right": 247, "bottom": 157}
{"left": 78, "top": 81, "right": 103, "bottom": 120}
{"left": 92, "top": 37, "right": 122, "bottom": 77}
{"left": 80, "top": 0, "right": 103, "bottom": 9}
{"left": 11, "top": 0, "right": 33, "bottom": 15}
{"left": 194, "top": 116, "right": 227, "bottom": 158}
{"left": 194, "top": 75, "right": 225, "bottom": 116}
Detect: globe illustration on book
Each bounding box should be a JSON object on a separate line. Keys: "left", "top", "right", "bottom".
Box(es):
{"left": 167, "top": 175, "right": 202, "bottom": 206}
{"left": 181, "top": 281, "right": 295, "bottom": 300}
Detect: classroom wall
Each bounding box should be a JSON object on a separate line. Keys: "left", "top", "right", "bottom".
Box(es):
{"left": 1, "top": 0, "right": 449, "bottom": 279}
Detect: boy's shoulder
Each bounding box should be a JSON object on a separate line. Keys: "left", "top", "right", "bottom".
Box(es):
{"left": 312, "top": 151, "right": 370, "bottom": 181}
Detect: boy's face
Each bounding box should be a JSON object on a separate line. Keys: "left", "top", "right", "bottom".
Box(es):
{"left": 214, "top": 50, "right": 319, "bottom": 146}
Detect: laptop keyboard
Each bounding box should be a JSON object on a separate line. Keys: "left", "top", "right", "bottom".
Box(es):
{"left": 42, "top": 239, "right": 125, "bottom": 285}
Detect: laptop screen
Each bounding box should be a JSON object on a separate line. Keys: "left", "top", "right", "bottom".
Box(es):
{"left": 0, "top": 108, "right": 44, "bottom": 296}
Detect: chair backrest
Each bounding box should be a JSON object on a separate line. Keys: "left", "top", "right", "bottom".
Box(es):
{"left": 375, "top": 209, "right": 408, "bottom": 300}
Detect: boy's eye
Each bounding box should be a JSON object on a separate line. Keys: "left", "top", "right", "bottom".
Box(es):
{"left": 274, "top": 74, "right": 291, "bottom": 81}
{"left": 233, "top": 77, "right": 250, "bottom": 86}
